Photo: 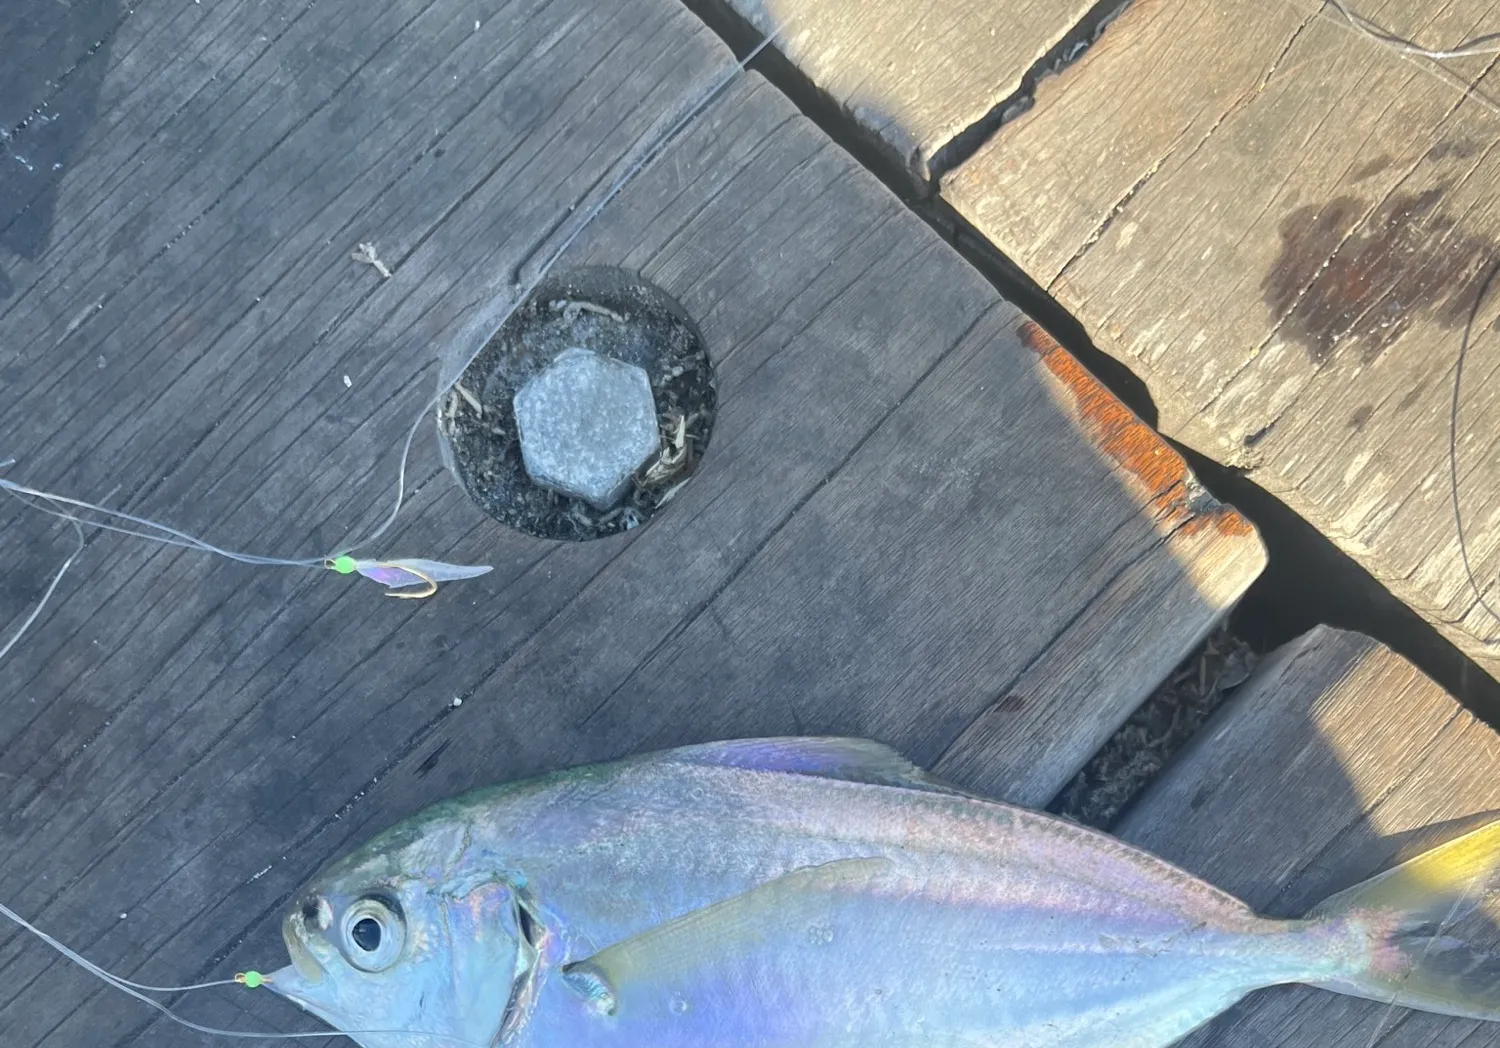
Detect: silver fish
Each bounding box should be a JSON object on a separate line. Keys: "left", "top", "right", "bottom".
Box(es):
{"left": 268, "top": 738, "right": 1500, "bottom": 1048}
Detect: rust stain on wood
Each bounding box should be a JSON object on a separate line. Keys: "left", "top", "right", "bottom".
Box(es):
{"left": 1264, "top": 186, "right": 1496, "bottom": 365}
{"left": 1018, "top": 320, "right": 1254, "bottom": 539}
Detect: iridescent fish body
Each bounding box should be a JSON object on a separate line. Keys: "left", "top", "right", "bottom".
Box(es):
{"left": 269, "top": 739, "right": 1500, "bottom": 1048}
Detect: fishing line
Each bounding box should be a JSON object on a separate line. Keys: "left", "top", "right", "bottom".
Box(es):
{"left": 1314, "top": 1, "right": 1500, "bottom": 633}
{"left": 1270, "top": 0, "right": 1500, "bottom": 119}
{"left": 0, "top": 478, "right": 323, "bottom": 568}
{"left": 1246, "top": 1, "right": 1500, "bottom": 630}
{"left": 0, "top": 898, "right": 490, "bottom": 1046}
{"left": 0, "top": 503, "right": 84, "bottom": 666}
{"left": 337, "top": 29, "right": 780, "bottom": 561}
{"left": 0, "top": 26, "right": 785, "bottom": 1045}
{"left": 1326, "top": 0, "right": 1500, "bottom": 60}
{"left": 1359, "top": 877, "right": 1477, "bottom": 1048}
{"left": 0, "top": 27, "right": 781, "bottom": 620}
{"left": 1449, "top": 259, "right": 1500, "bottom": 632}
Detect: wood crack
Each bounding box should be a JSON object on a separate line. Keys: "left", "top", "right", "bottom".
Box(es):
{"left": 926, "top": 0, "right": 1136, "bottom": 183}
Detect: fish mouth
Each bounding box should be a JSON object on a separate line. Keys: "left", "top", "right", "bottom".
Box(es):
{"left": 266, "top": 909, "right": 331, "bottom": 1012}
{"left": 283, "top": 910, "right": 328, "bottom": 985}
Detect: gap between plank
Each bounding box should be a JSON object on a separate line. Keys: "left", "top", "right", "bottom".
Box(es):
{"left": 668, "top": 0, "right": 1500, "bottom": 747}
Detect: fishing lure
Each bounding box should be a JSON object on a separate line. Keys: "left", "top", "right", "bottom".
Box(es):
{"left": 0, "top": 474, "right": 492, "bottom": 601}
{"left": 326, "top": 556, "right": 493, "bottom": 599}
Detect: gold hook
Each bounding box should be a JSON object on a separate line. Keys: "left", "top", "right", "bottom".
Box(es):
{"left": 380, "top": 563, "right": 437, "bottom": 599}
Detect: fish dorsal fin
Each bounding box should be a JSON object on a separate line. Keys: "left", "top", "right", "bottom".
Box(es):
{"left": 561, "top": 857, "right": 888, "bottom": 1017}
{"left": 664, "top": 737, "right": 973, "bottom": 796}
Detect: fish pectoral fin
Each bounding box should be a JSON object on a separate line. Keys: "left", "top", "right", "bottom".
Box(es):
{"left": 665, "top": 737, "right": 975, "bottom": 796}
{"left": 561, "top": 857, "right": 888, "bottom": 1015}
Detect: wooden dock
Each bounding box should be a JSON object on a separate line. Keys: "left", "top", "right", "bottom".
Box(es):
{"left": 714, "top": 0, "right": 1500, "bottom": 677}
{"left": 0, "top": 0, "right": 1496, "bottom": 1045}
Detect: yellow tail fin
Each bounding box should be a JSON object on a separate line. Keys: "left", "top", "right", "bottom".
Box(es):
{"left": 1308, "top": 818, "right": 1500, "bottom": 1020}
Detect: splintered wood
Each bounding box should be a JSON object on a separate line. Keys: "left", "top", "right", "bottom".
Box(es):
{"left": 945, "top": 0, "right": 1500, "bottom": 678}
{"left": 714, "top": 0, "right": 1500, "bottom": 677}
{"left": 707, "top": 0, "right": 1104, "bottom": 186}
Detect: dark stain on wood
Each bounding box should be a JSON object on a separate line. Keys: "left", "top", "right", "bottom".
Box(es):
{"left": 1347, "top": 403, "right": 1373, "bottom": 431}
{"left": 1265, "top": 187, "right": 1495, "bottom": 365}
{"left": 1429, "top": 138, "right": 1484, "bottom": 161}
{"left": 0, "top": 0, "right": 124, "bottom": 288}
{"left": 1018, "top": 320, "right": 1255, "bottom": 539}
{"left": 1350, "top": 155, "right": 1391, "bottom": 183}
{"left": 1397, "top": 379, "right": 1428, "bottom": 412}
{"left": 416, "top": 739, "right": 452, "bottom": 777}
{"left": 994, "top": 693, "right": 1028, "bottom": 714}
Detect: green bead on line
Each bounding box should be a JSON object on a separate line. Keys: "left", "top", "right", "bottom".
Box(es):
{"left": 238, "top": 971, "right": 265, "bottom": 989}
{"left": 330, "top": 555, "right": 358, "bottom": 575}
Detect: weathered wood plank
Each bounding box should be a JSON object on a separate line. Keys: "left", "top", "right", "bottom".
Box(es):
{"left": 0, "top": 1, "right": 1261, "bottom": 1044}
{"left": 944, "top": 0, "right": 1500, "bottom": 678}
{"left": 1119, "top": 624, "right": 1500, "bottom": 1048}
{"left": 931, "top": 321, "right": 1261, "bottom": 803}
{"left": 708, "top": 0, "right": 1104, "bottom": 186}
{"left": 0, "top": 0, "right": 129, "bottom": 298}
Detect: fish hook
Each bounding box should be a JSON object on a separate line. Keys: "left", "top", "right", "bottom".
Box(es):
{"left": 379, "top": 562, "right": 437, "bottom": 599}
{"left": 325, "top": 555, "right": 491, "bottom": 598}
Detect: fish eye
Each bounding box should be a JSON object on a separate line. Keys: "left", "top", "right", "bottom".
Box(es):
{"left": 340, "top": 896, "right": 406, "bottom": 973}
{"left": 351, "top": 917, "right": 382, "bottom": 951}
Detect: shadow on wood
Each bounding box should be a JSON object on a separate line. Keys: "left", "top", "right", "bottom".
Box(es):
{"left": 0, "top": 0, "right": 123, "bottom": 300}
{"left": 1121, "top": 626, "right": 1500, "bottom": 1048}
{"left": 0, "top": 1, "right": 1261, "bottom": 1045}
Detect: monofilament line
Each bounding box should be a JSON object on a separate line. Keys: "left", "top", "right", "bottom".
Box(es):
{"left": 1360, "top": 880, "right": 1476, "bottom": 1048}
{"left": 0, "top": 899, "right": 488, "bottom": 1045}
{"left": 0, "top": 501, "right": 83, "bottom": 665}
{"left": 2, "top": 31, "right": 782, "bottom": 578}
{"left": 1276, "top": 0, "right": 1500, "bottom": 120}
{"left": 1327, "top": 0, "right": 1500, "bottom": 60}
{"left": 0, "top": 479, "right": 324, "bottom": 568}
{"left": 1259, "top": 1, "right": 1500, "bottom": 632}
{"left": 336, "top": 30, "right": 779, "bottom": 558}
{"left": 1449, "top": 258, "right": 1500, "bottom": 633}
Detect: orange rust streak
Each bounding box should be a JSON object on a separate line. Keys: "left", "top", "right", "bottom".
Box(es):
{"left": 1016, "top": 320, "right": 1253, "bottom": 539}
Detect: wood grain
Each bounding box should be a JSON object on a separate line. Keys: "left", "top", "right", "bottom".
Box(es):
{"left": 0, "top": 0, "right": 127, "bottom": 289}
{"left": 708, "top": 0, "right": 1103, "bottom": 186}
{"left": 945, "top": 0, "right": 1500, "bottom": 678}
{"left": 1120, "top": 624, "right": 1500, "bottom": 1048}
{"left": 0, "top": 0, "right": 1260, "bottom": 1044}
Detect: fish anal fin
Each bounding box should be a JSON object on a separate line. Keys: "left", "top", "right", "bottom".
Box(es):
{"left": 665, "top": 737, "right": 972, "bottom": 796}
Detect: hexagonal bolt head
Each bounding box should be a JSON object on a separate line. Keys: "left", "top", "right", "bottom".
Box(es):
{"left": 513, "top": 347, "right": 661, "bottom": 511}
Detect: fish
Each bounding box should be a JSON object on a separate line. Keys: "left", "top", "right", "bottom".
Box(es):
{"left": 267, "top": 737, "right": 1500, "bottom": 1048}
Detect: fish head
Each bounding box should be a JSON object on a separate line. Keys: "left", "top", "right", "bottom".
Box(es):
{"left": 267, "top": 815, "right": 532, "bottom": 1048}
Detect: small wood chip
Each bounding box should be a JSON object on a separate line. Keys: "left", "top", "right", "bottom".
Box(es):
{"left": 350, "top": 242, "right": 393, "bottom": 279}
{"left": 453, "top": 382, "right": 484, "bottom": 414}
{"left": 552, "top": 298, "right": 624, "bottom": 323}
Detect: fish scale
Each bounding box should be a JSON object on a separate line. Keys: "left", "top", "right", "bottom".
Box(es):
{"left": 265, "top": 738, "right": 1500, "bottom": 1048}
